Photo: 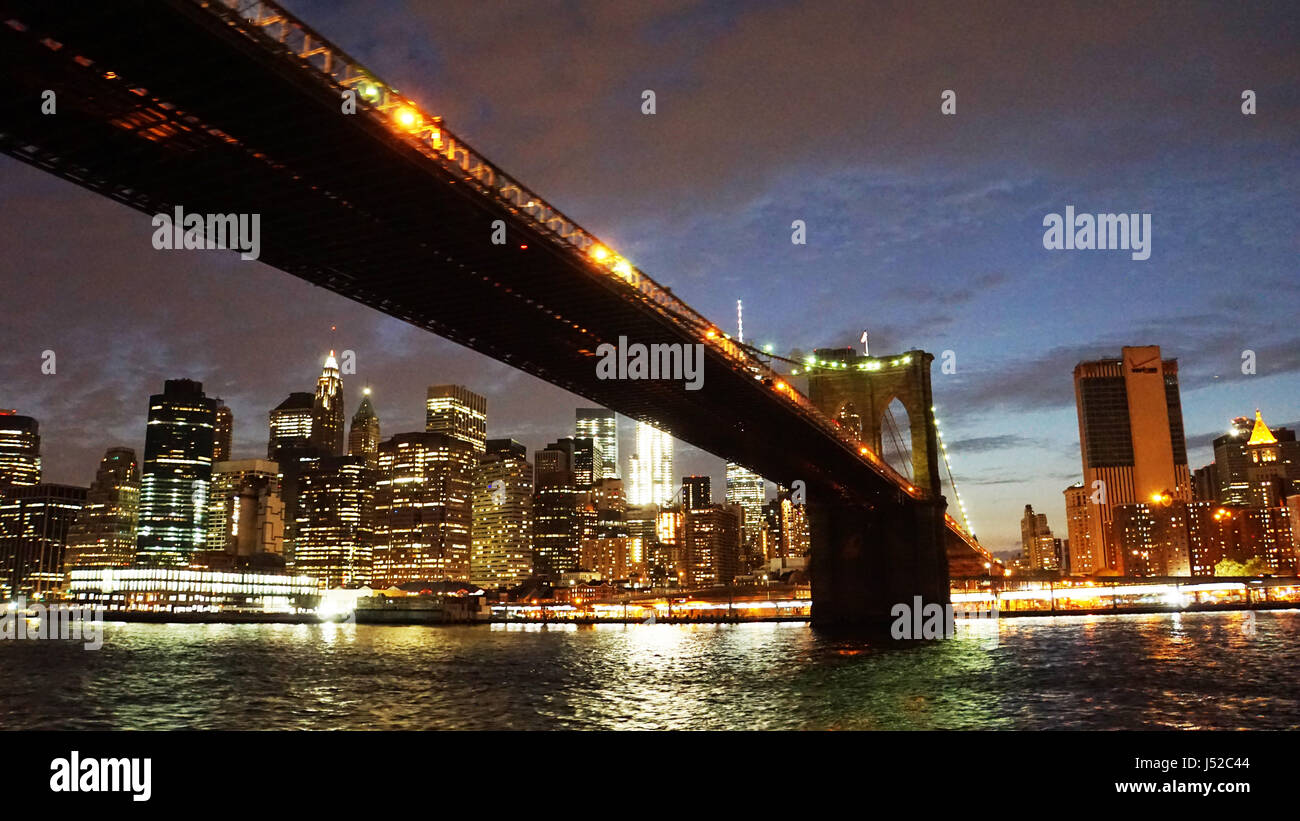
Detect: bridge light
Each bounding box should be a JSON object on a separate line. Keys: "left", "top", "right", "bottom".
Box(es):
{"left": 394, "top": 106, "right": 422, "bottom": 130}
{"left": 613, "top": 259, "right": 632, "bottom": 277}
{"left": 775, "top": 381, "right": 787, "bottom": 391}
{"left": 360, "top": 82, "right": 381, "bottom": 101}
{"left": 763, "top": 344, "right": 774, "bottom": 353}
{"left": 590, "top": 245, "right": 609, "bottom": 261}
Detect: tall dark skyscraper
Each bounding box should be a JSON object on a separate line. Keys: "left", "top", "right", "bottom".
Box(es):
{"left": 682, "top": 475, "right": 711, "bottom": 510}
{"left": 65, "top": 447, "right": 140, "bottom": 570}
{"left": 575, "top": 409, "right": 618, "bottom": 479}
{"left": 213, "top": 401, "right": 233, "bottom": 462}
{"left": 312, "top": 351, "right": 346, "bottom": 456}
{"left": 533, "top": 438, "right": 581, "bottom": 577}
{"left": 136, "top": 379, "right": 216, "bottom": 566}
{"left": 0, "top": 411, "right": 40, "bottom": 489}
{"left": 347, "top": 389, "right": 381, "bottom": 468}
{"left": 268, "top": 392, "right": 316, "bottom": 460}
{"left": 573, "top": 437, "right": 599, "bottom": 488}
{"left": 426, "top": 385, "right": 486, "bottom": 454}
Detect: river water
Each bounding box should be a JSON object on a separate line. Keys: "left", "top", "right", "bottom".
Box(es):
{"left": 1, "top": 610, "right": 1296, "bottom": 730}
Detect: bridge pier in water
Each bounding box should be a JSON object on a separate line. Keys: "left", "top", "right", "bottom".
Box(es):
{"left": 807, "top": 496, "right": 950, "bottom": 635}
{"left": 804, "top": 347, "right": 952, "bottom": 634}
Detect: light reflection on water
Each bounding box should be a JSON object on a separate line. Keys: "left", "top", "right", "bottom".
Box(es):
{"left": 1, "top": 610, "right": 1297, "bottom": 730}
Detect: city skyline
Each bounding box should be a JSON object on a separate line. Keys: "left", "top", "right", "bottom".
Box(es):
{"left": 2, "top": 0, "right": 1297, "bottom": 557}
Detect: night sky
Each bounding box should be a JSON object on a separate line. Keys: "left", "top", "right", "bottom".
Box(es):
{"left": 2, "top": 0, "right": 1297, "bottom": 553}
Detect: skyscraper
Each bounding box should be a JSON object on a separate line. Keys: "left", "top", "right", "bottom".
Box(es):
{"left": 65, "top": 447, "right": 140, "bottom": 570}
{"left": 204, "top": 459, "right": 283, "bottom": 558}
{"left": 1213, "top": 410, "right": 1300, "bottom": 507}
{"left": 347, "top": 389, "right": 381, "bottom": 468}
{"left": 726, "top": 463, "right": 766, "bottom": 570}
{"left": 0, "top": 411, "right": 40, "bottom": 489}
{"left": 268, "top": 392, "right": 316, "bottom": 460}
{"left": 682, "top": 475, "right": 711, "bottom": 510}
{"left": 627, "top": 422, "right": 674, "bottom": 506}
{"left": 312, "top": 351, "right": 346, "bottom": 456}
{"left": 533, "top": 438, "right": 583, "bottom": 577}
{"left": 471, "top": 439, "right": 533, "bottom": 588}
{"left": 573, "top": 436, "right": 600, "bottom": 488}
{"left": 136, "top": 379, "right": 216, "bottom": 566}
{"left": 1073, "top": 346, "right": 1191, "bottom": 575}
{"left": 213, "top": 401, "right": 233, "bottom": 462}
{"left": 575, "top": 409, "right": 619, "bottom": 479}
{"left": 1062, "top": 482, "right": 1095, "bottom": 575}
{"left": 1019, "top": 504, "right": 1058, "bottom": 571}
{"left": 682, "top": 505, "right": 742, "bottom": 587}
{"left": 1, "top": 484, "right": 86, "bottom": 597}
{"left": 294, "top": 454, "right": 374, "bottom": 588}
{"left": 425, "top": 385, "right": 487, "bottom": 454}
{"left": 372, "top": 432, "right": 475, "bottom": 585}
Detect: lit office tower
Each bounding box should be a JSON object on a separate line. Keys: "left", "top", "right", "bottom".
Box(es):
{"left": 426, "top": 385, "right": 487, "bottom": 454}
{"left": 294, "top": 455, "right": 373, "bottom": 588}
{"left": 1214, "top": 411, "right": 1300, "bottom": 507}
{"left": 1019, "top": 504, "right": 1059, "bottom": 571}
{"left": 726, "top": 463, "right": 766, "bottom": 569}
{"left": 573, "top": 437, "right": 600, "bottom": 488}
{"left": 0, "top": 411, "right": 41, "bottom": 489}
{"left": 471, "top": 439, "right": 533, "bottom": 588}
{"left": 533, "top": 438, "right": 582, "bottom": 576}
{"left": 212, "top": 401, "right": 233, "bottom": 462}
{"left": 312, "top": 351, "right": 346, "bottom": 456}
{"left": 1, "top": 484, "right": 86, "bottom": 598}
{"left": 682, "top": 505, "right": 742, "bottom": 588}
{"left": 1063, "top": 482, "right": 1095, "bottom": 576}
{"left": 682, "top": 475, "right": 711, "bottom": 510}
{"left": 372, "top": 432, "right": 475, "bottom": 586}
{"left": 1073, "top": 346, "right": 1191, "bottom": 575}
{"left": 136, "top": 379, "right": 216, "bottom": 566}
{"left": 627, "top": 422, "right": 674, "bottom": 506}
{"left": 347, "top": 389, "right": 381, "bottom": 468}
{"left": 576, "top": 409, "right": 619, "bottom": 479}
{"left": 65, "top": 447, "right": 140, "bottom": 569}
{"left": 268, "top": 392, "right": 316, "bottom": 460}
{"left": 205, "top": 459, "right": 282, "bottom": 555}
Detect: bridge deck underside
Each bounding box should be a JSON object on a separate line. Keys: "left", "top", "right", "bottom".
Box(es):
{"left": 0, "top": 0, "right": 975, "bottom": 538}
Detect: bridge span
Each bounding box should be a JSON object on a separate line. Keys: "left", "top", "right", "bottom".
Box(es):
{"left": 0, "top": 0, "right": 996, "bottom": 630}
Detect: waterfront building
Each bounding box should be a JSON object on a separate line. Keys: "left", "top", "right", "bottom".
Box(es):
{"left": 0, "top": 411, "right": 41, "bottom": 489}
{"left": 425, "top": 385, "right": 486, "bottom": 454}
{"left": 64, "top": 447, "right": 139, "bottom": 570}
{"left": 294, "top": 455, "right": 374, "bottom": 588}
{"left": 372, "top": 432, "right": 474, "bottom": 586}
{"left": 1073, "top": 346, "right": 1191, "bottom": 575}
{"left": 1, "top": 484, "right": 86, "bottom": 597}
{"left": 137, "top": 379, "right": 216, "bottom": 567}
{"left": 471, "top": 439, "right": 533, "bottom": 588}
{"left": 65, "top": 566, "right": 319, "bottom": 613}
{"left": 682, "top": 504, "right": 742, "bottom": 588}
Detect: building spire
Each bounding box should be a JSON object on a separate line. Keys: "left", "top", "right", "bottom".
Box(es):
{"left": 1247, "top": 408, "right": 1277, "bottom": 446}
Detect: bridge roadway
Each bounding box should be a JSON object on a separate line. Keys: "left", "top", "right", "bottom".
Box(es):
{"left": 0, "top": 0, "right": 997, "bottom": 615}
